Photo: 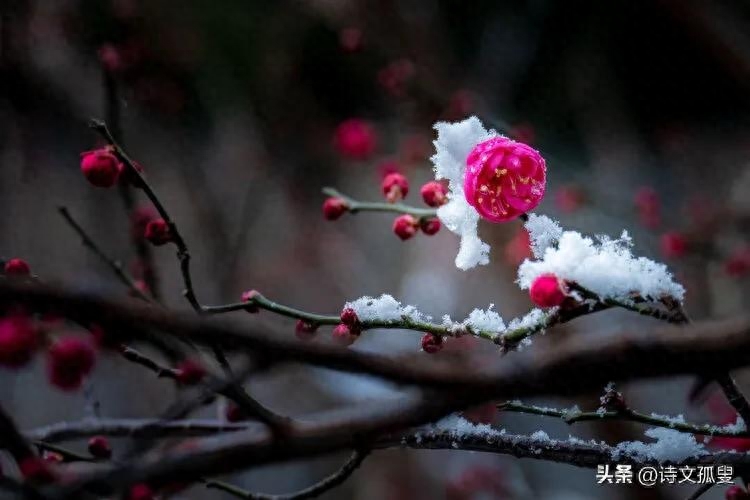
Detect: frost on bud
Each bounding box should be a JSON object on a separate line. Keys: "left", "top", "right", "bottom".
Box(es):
{"left": 420, "top": 181, "right": 447, "bottom": 207}
{"left": 381, "top": 172, "right": 409, "bottom": 203}
{"left": 47, "top": 337, "right": 96, "bottom": 391}
{"left": 19, "top": 457, "right": 56, "bottom": 484}
{"left": 464, "top": 137, "right": 546, "bottom": 222}
{"left": 420, "top": 217, "right": 441, "bottom": 236}
{"left": 660, "top": 231, "right": 688, "bottom": 259}
{"left": 725, "top": 485, "right": 750, "bottom": 500}
{"left": 241, "top": 290, "right": 260, "bottom": 313}
{"left": 332, "top": 323, "right": 359, "bottom": 346}
{"left": 529, "top": 273, "right": 568, "bottom": 308}
{"left": 0, "top": 315, "right": 38, "bottom": 368}
{"left": 339, "top": 307, "right": 359, "bottom": 326}
{"left": 392, "top": 214, "right": 418, "bottom": 240}
{"left": 88, "top": 435, "right": 112, "bottom": 459}
{"left": 175, "top": 359, "right": 206, "bottom": 385}
{"left": 333, "top": 119, "right": 377, "bottom": 160}
{"left": 128, "top": 483, "right": 156, "bottom": 500}
{"left": 80, "top": 148, "right": 121, "bottom": 188}
{"left": 420, "top": 333, "right": 443, "bottom": 354}
{"left": 295, "top": 320, "right": 317, "bottom": 340}
{"left": 599, "top": 384, "right": 626, "bottom": 413}
{"left": 322, "top": 197, "right": 348, "bottom": 220}
{"left": 144, "top": 218, "right": 172, "bottom": 246}
{"left": 4, "top": 258, "right": 31, "bottom": 277}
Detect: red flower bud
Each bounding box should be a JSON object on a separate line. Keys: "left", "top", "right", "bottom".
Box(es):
{"left": 420, "top": 181, "right": 447, "bottom": 207}
{"left": 241, "top": 290, "right": 260, "bottom": 313}
{"left": 339, "top": 27, "right": 363, "bottom": 52}
{"left": 332, "top": 323, "right": 359, "bottom": 346}
{"left": 175, "top": 359, "right": 206, "bottom": 385}
{"left": 295, "top": 320, "right": 317, "bottom": 340}
{"left": 660, "top": 231, "right": 688, "bottom": 259}
{"left": 80, "top": 149, "right": 121, "bottom": 188}
{"left": 322, "top": 197, "right": 348, "bottom": 220}
{"left": 4, "top": 258, "right": 30, "bottom": 276}
{"left": 725, "top": 485, "right": 750, "bottom": 500}
{"left": 382, "top": 172, "right": 409, "bottom": 203}
{"left": 0, "top": 315, "right": 38, "bottom": 368}
{"left": 144, "top": 218, "right": 172, "bottom": 246}
{"left": 19, "top": 457, "right": 56, "bottom": 484}
{"left": 421, "top": 333, "right": 443, "bottom": 354}
{"left": 128, "top": 483, "right": 156, "bottom": 500}
{"left": 420, "top": 217, "right": 441, "bottom": 236}
{"left": 87, "top": 435, "right": 112, "bottom": 459}
{"left": 529, "top": 273, "right": 568, "bottom": 308}
{"left": 225, "top": 403, "right": 246, "bottom": 422}
{"left": 725, "top": 247, "right": 750, "bottom": 278}
{"left": 333, "top": 119, "right": 377, "bottom": 160}
{"left": 393, "top": 214, "right": 418, "bottom": 240}
{"left": 339, "top": 307, "right": 359, "bottom": 326}
{"left": 43, "top": 451, "right": 64, "bottom": 463}
{"left": 47, "top": 337, "right": 96, "bottom": 391}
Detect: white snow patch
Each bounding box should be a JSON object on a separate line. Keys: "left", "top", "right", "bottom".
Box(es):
{"left": 517, "top": 222, "right": 685, "bottom": 301}
{"left": 431, "top": 117, "right": 498, "bottom": 270}
{"left": 525, "top": 214, "right": 563, "bottom": 259}
{"left": 612, "top": 428, "right": 707, "bottom": 463}
{"left": 344, "top": 294, "right": 431, "bottom": 323}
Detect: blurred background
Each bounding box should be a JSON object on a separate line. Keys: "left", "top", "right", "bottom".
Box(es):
{"left": 1, "top": 0, "right": 750, "bottom": 498}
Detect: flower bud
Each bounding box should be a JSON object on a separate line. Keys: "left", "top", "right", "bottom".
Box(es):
{"left": 47, "top": 337, "right": 96, "bottom": 391}
{"left": 241, "top": 290, "right": 260, "bottom": 313}
{"left": 420, "top": 181, "right": 447, "bottom": 207}
{"left": 420, "top": 217, "right": 441, "bottom": 235}
{"left": 295, "top": 320, "right": 317, "bottom": 340}
{"left": 421, "top": 333, "right": 443, "bottom": 354}
{"left": 340, "top": 307, "right": 359, "bottom": 326}
{"left": 323, "top": 197, "right": 348, "bottom": 220}
{"left": 175, "top": 359, "right": 206, "bottom": 385}
{"left": 382, "top": 172, "right": 409, "bottom": 203}
{"left": 333, "top": 119, "right": 376, "bottom": 160}
{"left": 80, "top": 148, "right": 121, "bottom": 187}
{"left": 332, "top": 323, "right": 359, "bottom": 346}
{"left": 144, "top": 218, "right": 172, "bottom": 246}
{"left": 4, "top": 258, "right": 30, "bottom": 276}
{"left": 88, "top": 435, "right": 112, "bottom": 459}
{"left": 529, "top": 274, "right": 568, "bottom": 308}
{"left": 393, "top": 214, "right": 418, "bottom": 240}
{"left": 660, "top": 231, "right": 688, "bottom": 259}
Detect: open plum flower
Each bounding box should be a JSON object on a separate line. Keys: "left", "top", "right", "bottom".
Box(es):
{"left": 464, "top": 136, "right": 546, "bottom": 222}
{"left": 431, "top": 116, "right": 546, "bottom": 270}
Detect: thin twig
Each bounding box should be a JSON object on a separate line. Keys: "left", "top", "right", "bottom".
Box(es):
{"left": 202, "top": 449, "right": 369, "bottom": 500}
{"left": 58, "top": 206, "right": 151, "bottom": 302}
{"left": 685, "top": 482, "right": 714, "bottom": 500}
{"left": 497, "top": 401, "right": 750, "bottom": 437}
{"left": 322, "top": 187, "right": 437, "bottom": 219}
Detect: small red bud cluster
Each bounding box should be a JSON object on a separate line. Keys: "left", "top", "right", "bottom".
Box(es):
{"left": 175, "top": 359, "right": 207, "bottom": 385}
{"left": 421, "top": 333, "right": 443, "bottom": 354}
{"left": 4, "top": 258, "right": 31, "bottom": 277}
{"left": 322, "top": 197, "right": 348, "bottom": 220}
{"left": 88, "top": 435, "right": 112, "bottom": 459}
{"left": 659, "top": 231, "right": 689, "bottom": 260}
{"left": 47, "top": 336, "right": 97, "bottom": 391}
{"left": 333, "top": 308, "right": 361, "bottom": 346}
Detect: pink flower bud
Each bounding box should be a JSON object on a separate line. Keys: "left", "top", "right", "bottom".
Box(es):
{"left": 420, "top": 217, "right": 441, "bottom": 236}
{"left": 128, "top": 483, "right": 156, "bottom": 500}
{"left": 4, "top": 258, "right": 30, "bottom": 276}
{"left": 295, "top": 320, "right": 317, "bottom": 340}
{"left": 725, "top": 485, "right": 750, "bottom": 500}
{"left": 144, "top": 218, "right": 172, "bottom": 246}
{"left": 0, "top": 315, "right": 38, "bottom": 368}
{"left": 420, "top": 181, "right": 447, "bottom": 207}
{"left": 333, "top": 119, "right": 376, "bottom": 160}
{"left": 47, "top": 337, "right": 96, "bottom": 391}
{"left": 175, "top": 359, "right": 206, "bottom": 385}
{"left": 381, "top": 172, "right": 409, "bottom": 202}
{"left": 322, "top": 197, "right": 348, "bottom": 220}
{"left": 464, "top": 137, "right": 546, "bottom": 222}
{"left": 393, "top": 214, "right": 418, "bottom": 240}
{"left": 332, "top": 323, "right": 359, "bottom": 346}
{"left": 529, "top": 273, "right": 568, "bottom": 308}
{"left": 340, "top": 307, "right": 359, "bottom": 326}
{"left": 660, "top": 231, "right": 688, "bottom": 259}
{"left": 87, "top": 435, "right": 112, "bottom": 459}
{"left": 421, "top": 333, "right": 443, "bottom": 354}
{"left": 241, "top": 290, "right": 261, "bottom": 313}
{"left": 80, "top": 148, "right": 121, "bottom": 187}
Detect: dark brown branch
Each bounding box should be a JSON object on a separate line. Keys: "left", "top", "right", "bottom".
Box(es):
{"left": 685, "top": 483, "right": 714, "bottom": 500}
{"left": 3, "top": 281, "right": 750, "bottom": 399}
{"left": 202, "top": 449, "right": 369, "bottom": 500}
{"left": 58, "top": 206, "right": 151, "bottom": 302}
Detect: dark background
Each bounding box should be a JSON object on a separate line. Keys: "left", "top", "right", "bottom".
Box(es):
{"left": 1, "top": 1, "right": 749, "bottom": 498}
